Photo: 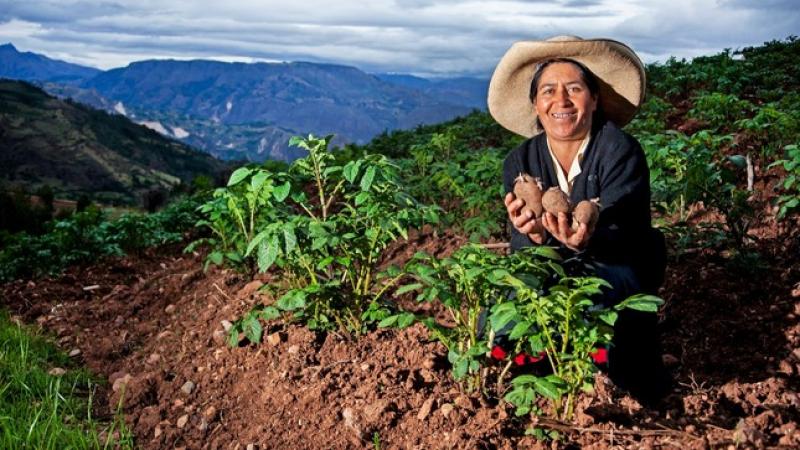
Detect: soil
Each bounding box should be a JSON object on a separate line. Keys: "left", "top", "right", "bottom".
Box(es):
{"left": 2, "top": 220, "right": 800, "bottom": 448}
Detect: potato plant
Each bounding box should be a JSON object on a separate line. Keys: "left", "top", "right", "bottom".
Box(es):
{"left": 398, "top": 135, "right": 506, "bottom": 240}
{"left": 201, "top": 135, "right": 438, "bottom": 337}
{"left": 189, "top": 166, "right": 290, "bottom": 271}
{"left": 491, "top": 276, "right": 663, "bottom": 420}
{"left": 768, "top": 144, "right": 800, "bottom": 218}
{"left": 392, "top": 245, "right": 562, "bottom": 389}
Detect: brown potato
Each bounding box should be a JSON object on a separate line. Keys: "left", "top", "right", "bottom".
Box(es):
{"left": 513, "top": 173, "right": 543, "bottom": 218}
{"left": 541, "top": 187, "right": 570, "bottom": 215}
{"left": 572, "top": 200, "right": 599, "bottom": 231}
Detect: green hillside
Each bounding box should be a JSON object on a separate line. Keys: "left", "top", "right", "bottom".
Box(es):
{"left": 0, "top": 79, "right": 226, "bottom": 205}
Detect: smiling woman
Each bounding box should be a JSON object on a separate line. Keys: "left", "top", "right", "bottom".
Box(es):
{"left": 487, "top": 35, "right": 670, "bottom": 403}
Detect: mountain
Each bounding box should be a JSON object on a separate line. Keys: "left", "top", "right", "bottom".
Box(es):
{"left": 0, "top": 43, "right": 488, "bottom": 162}
{"left": 375, "top": 74, "right": 488, "bottom": 110}
{"left": 0, "top": 43, "right": 100, "bottom": 84}
{"left": 0, "top": 80, "right": 225, "bottom": 205}
{"left": 78, "top": 60, "right": 477, "bottom": 161}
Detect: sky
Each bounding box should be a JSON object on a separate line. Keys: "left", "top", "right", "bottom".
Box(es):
{"left": 0, "top": 0, "right": 797, "bottom": 77}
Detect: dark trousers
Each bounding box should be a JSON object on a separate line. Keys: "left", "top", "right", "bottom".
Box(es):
{"left": 589, "top": 261, "right": 670, "bottom": 404}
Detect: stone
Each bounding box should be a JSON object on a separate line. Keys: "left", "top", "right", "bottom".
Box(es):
{"left": 422, "top": 359, "right": 435, "bottom": 369}
{"left": 266, "top": 333, "right": 281, "bottom": 346}
{"left": 212, "top": 329, "right": 227, "bottom": 344}
{"left": 287, "top": 345, "right": 300, "bottom": 355}
{"left": 204, "top": 405, "right": 217, "bottom": 419}
{"left": 455, "top": 395, "right": 473, "bottom": 410}
{"left": 154, "top": 425, "right": 162, "bottom": 438}
{"left": 440, "top": 403, "right": 454, "bottom": 418}
{"left": 164, "top": 304, "right": 176, "bottom": 314}
{"left": 68, "top": 349, "right": 81, "bottom": 357}
{"left": 176, "top": 414, "right": 189, "bottom": 429}
{"left": 417, "top": 397, "right": 435, "bottom": 421}
{"left": 112, "top": 374, "right": 133, "bottom": 393}
{"left": 238, "top": 280, "right": 264, "bottom": 298}
{"left": 342, "top": 408, "right": 356, "bottom": 428}
{"left": 363, "top": 400, "right": 389, "bottom": 424}
{"left": 147, "top": 353, "right": 161, "bottom": 365}
{"left": 48, "top": 367, "right": 66, "bottom": 376}
{"left": 181, "top": 381, "right": 195, "bottom": 395}
{"left": 221, "top": 320, "right": 233, "bottom": 332}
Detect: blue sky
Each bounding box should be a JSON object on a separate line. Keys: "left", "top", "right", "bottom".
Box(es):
{"left": 0, "top": 0, "right": 797, "bottom": 77}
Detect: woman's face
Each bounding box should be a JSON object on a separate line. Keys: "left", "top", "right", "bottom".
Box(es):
{"left": 533, "top": 62, "right": 598, "bottom": 142}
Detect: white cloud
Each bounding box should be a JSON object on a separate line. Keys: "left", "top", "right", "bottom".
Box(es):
{"left": 0, "top": 0, "right": 796, "bottom": 75}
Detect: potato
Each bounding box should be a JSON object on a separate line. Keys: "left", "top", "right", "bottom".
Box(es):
{"left": 513, "top": 173, "right": 543, "bottom": 218}
{"left": 571, "top": 200, "right": 599, "bottom": 231}
{"left": 541, "top": 187, "right": 570, "bottom": 215}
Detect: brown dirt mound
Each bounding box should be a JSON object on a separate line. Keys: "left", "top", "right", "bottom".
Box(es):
{"left": 2, "top": 224, "right": 800, "bottom": 448}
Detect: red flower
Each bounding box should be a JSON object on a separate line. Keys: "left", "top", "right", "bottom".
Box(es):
{"left": 590, "top": 347, "right": 608, "bottom": 365}
{"left": 528, "top": 352, "right": 545, "bottom": 363}
{"left": 513, "top": 353, "right": 528, "bottom": 366}
{"left": 490, "top": 345, "right": 507, "bottom": 360}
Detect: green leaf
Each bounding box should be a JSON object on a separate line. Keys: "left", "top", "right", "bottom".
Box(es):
{"left": 532, "top": 246, "right": 562, "bottom": 260}
{"left": 283, "top": 226, "right": 297, "bottom": 254}
{"left": 599, "top": 310, "right": 618, "bottom": 326}
{"left": 257, "top": 236, "right": 280, "bottom": 272}
{"left": 354, "top": 191, "right": 370, "bottom": 206}
{"left": 207, "top": 251, "right": 224, "bottom": 266}
{"left": 509, "top": 321, "right": 532, "bottom": 340}
{"left": 617, "top": 294, "right": 664, "bottom": 312}
{"left": 360, "top": 165, "right": 377, "bottom": 191}
{"left": 342, "top": 160, "right": 362, "bottom": 183}
{"left": 226, "top": 328, "right": 240, "bottom": 347}
{"left": 243, "top": 315, "right": 263, "bottom": 344}
{"left": 532, "top": 376, "right": 561, "bottom": 400}
{"left": 250, "top": 170, "right": 270, "bottom": 192}
{"left": 228, "top": 167, "right": 252, "bottom": 186}
{"left": 259, "top": 306, "right": 280, "bottom": 321}
{"left": 395, "top": 283, "right": 423, "bottom": 296}
{"left": 397, "top": 313, "right": 416, "bottom": 328}
{"left": 273, "top": 181, "right": 291, "bottom": 202}
{"left": 378, "top": 315, "right": 398, "bottom": 328}
{"left": 246, "top": 229, "right": 270, "bottom": 256}
{"left": 276, "top": 290, "right": 307, "bottom": 310}
{"left": 489, "top": 303, "right": 518, "bottom": 331}
{"left": 728, "top": 154, "right": 747, "bottom": 169}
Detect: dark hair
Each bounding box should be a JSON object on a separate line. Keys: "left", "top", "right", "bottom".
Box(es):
{"left": 529, "top": 58, "right": 604, "bottom": 130}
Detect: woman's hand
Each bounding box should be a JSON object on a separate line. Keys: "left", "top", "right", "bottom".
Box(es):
{"left": 541, "top": 212, "right": 591, "bottom": 251}
{"left": 504, "top": 192, "right": 546, "bottom": 244}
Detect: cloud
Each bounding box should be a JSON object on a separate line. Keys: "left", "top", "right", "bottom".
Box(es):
{"left": 0, "top": 0, "right": 796, "bottom": 76}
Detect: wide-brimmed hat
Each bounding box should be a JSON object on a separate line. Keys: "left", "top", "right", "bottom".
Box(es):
{"left": 487, "top": 35, "right": 646, "bottom": 137}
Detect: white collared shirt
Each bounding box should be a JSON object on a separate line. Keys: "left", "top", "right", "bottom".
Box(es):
{"left": 546, "top": 132, "right": 591, "bottom": 195}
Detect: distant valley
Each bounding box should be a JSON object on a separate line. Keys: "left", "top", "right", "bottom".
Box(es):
{"left": 0, "top": 79, "right": 225, "bottom": 205}
{"left": 0, "top": 43, "right": 488, "bottom": 162}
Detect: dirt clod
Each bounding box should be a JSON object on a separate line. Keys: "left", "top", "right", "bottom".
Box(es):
{"left": 181, "top": 381, "right": 195, "bottom": 395}
{"left": 417, "top": 397, "right": 435, "bottom": 420}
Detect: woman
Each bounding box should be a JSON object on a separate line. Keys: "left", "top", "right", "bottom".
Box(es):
{"left": 487, "top": 36, "right": 669, "bottom": 403}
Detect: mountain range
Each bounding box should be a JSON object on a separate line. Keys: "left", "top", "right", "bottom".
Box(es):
{"left": 0, "top": 79, "right": 225, "bottom": 205}
{"left": 0, "top": 43, "right": 488, "bottom": 162}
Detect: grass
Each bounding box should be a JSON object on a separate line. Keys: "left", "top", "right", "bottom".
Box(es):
{"left": 0, "top": 310, "right": 134, "bottom": 449}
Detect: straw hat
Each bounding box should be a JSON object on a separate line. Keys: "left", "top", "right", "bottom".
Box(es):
{"left": 487, "top": 35, "right": 646, "bottom": 137}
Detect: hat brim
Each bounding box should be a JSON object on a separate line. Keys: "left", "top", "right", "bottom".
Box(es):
{"left": 487, "top": 38, "right": 646, "bottom": 138}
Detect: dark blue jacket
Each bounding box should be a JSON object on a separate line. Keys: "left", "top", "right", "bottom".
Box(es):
{"left": 503, "top": 120, "right": 666, "bottom": 293}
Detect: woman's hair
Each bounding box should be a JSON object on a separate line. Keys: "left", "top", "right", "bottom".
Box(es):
{"left": 528, "top": 58, "right": 604, "bottom": 130}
